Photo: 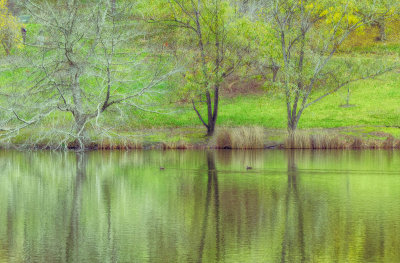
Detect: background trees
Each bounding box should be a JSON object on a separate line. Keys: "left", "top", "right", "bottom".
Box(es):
{"left": 0, "top": 0, "right": 399, "bottom": 149}
{"left": 254, "top": 0, "right": 397, "bottom": 135}
{"left": 0, "top": 0, "right": 23, "bottom": 55}
{"left": 357, "top": 0, "right": 400, "bottom": 42}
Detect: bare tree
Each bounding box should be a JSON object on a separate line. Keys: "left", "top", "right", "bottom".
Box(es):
{"left": 1, "top": 0, "right": 175, "bottom": 150}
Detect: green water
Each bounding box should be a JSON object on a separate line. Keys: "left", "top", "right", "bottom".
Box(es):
{"left": 1, "top": 150, "right": 400, "bottom": 263}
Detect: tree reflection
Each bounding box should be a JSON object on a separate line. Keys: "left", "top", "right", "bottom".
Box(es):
{"left": 198, "top": 151, "right": 220, "bottom": 263}
{"left": 66, "top": 153, "right": 87, "bottom": 263}
{"left": 281, "top": 150, "right": 305, "bottom": 263}
{"left": 6, "top": 194, "right": 15, "bottom": 260}
{"left": 102, "top": 174, "right": 117, "bottom": 263}
{"left": 3, "top": 150, "right": 400, "bottom": 262}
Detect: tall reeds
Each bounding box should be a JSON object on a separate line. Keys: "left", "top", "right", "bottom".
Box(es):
{"left": 285, "top": 131, "right": 400, "bottom": 149}
{"left": 213, "top": 127, "right": 265, "bottom": 149}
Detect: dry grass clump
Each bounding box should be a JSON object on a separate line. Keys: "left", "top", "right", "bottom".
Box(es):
{"left": 285, "top": 132, "right": 400, "bottom": 149}
{"left": 350, "top": 137, "right": 364, "bottom": 149}
{"left": 214, "top": 128, "right": 232, "bottom": 149}
{"left": 161, "top": 140, "right": 190, "bottom": 150}
{"left": 394, "top": 139, "right": 400, "bottom": 149}
{"left": 382, "top": 136, "right": 395, "bottom": 149}
{"left": 285, "top": 131, "right": 350, "bottom": 149}
{"left": 213, "top": 126, "right": 265, "bottom": 149}
{"left": 98, "top": 138, "right": 143, "bottom": 150}
{"left": 367, "top": 140, "right": 381, "bottom": 149}
{"left": 366, "top": 136, "right": 400, "bottom": 149}
{"left": 310, "top": 133, "right": 349, "bottom": 149}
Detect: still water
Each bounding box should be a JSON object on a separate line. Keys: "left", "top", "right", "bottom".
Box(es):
{"left": 1, "top": 150, "right": 400, "bottom": 262}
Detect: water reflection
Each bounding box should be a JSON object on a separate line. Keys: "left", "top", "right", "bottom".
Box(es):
{"left": 281, "top": 151, "right": 304, "bottom": 263}
{"left": 66, "top": 153, "right": 87, "bottom": 263}
{"left": 198, "top": 152, "right": 220, "bottom": 263}
{"left": 1, "top": 150, "right": 400, "bottom": 262}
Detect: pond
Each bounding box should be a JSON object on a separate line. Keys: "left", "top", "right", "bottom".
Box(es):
{"left": 1, "top": 150, "right": 400, "bottom": 262}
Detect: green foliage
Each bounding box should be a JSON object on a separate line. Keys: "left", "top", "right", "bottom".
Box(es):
{"left": 144, "top": 0, "right": 256, "bottom": 97}
{"left": 249, "top": 0, "right": 400, "bottom": 132}
{"left": 0, "top": 0, "right": 400, "bottom": 145}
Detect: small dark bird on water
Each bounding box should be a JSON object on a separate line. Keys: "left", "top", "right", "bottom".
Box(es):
{"left": 160, "top": 167, "right": 165, "bottom": 170}
{"left": 246, "top": 166, "right": 252, "bottom": 170}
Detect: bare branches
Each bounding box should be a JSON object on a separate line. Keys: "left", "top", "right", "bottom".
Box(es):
{"left": 192, "top": 99, "right": 209, "bottom": 128}
{"left": 0, "top": 0, "right": 176, "bottom": 150}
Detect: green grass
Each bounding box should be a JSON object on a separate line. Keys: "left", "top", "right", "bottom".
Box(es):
{"left": 2, "top": 61, "right": 400, "bottom": 147}
{"left": 124, "top": 70, "right": 400, "bottom": 130}
{"left": 1, "top": 23, "right": 400, "bottom": 147}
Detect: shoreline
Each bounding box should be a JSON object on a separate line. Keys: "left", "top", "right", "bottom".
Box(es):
{"left": 3, "top": 125, "right": 400, "bottom": 151}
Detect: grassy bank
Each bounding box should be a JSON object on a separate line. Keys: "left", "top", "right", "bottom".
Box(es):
{"left": 3, "top": 65, "right": 400, "bottom": 150}
{"left": 1, "top": 24, "right": 400, "bottom": 150}
{"left": 4, "top": 125, "right": 400, "bottom": 150}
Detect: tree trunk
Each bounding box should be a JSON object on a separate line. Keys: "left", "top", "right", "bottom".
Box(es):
{"left": 287, "top": 114, "right": 300, "bottom": 148}
{"left": 111, "top": 0, "right": 116, "bottom": 14}
{"left": 288, "top": 116, "right": 299, "bottom": 134}
{"left": 205, "top": 102, "right": 216, "bottom": 136}
{"left": 206, "top": 86, "right": 219, "bottom": 136}
{"left": 21, "top": 28, "right": 27, "bottom": 45}
{"left": 2, "top": 41, "right": 11, "bottom": 56}
{"left": 377, "top": 18, "right": 387, "bottom": 42}
{"left": 193, "top": 85, "right": 220, "bottom": 137}
{"left": 207, "top": 120, "right": 216, "bottom": 136}
{"left": 72, "top": 114, "right": 89, "bottom": 150}
{"left": 272, "top": 66, "right": 279, "bottom": 82}
{"left": 70, "top": 70, "right": 89, "bottom": 150}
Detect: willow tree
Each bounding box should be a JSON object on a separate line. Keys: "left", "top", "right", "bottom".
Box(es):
{"left": 3, "top": 0, "right": 174, "bottom": 150}
{"left": 146, "top": 0, "right": 252, "bottom": 136}
{"left": 257, "top": 0, "right": 397, "bottom": 135}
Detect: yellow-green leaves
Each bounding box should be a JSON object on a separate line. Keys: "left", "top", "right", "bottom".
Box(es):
{"left": 0, "top": 0, "right": 23, "bottom": 55}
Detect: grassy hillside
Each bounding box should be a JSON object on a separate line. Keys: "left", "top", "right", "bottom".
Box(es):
{"left": 1, "top": 22, "right": 400, "bottom": 149}
{"left": 129, "top": 70, "right": 400, "bottom": 129}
